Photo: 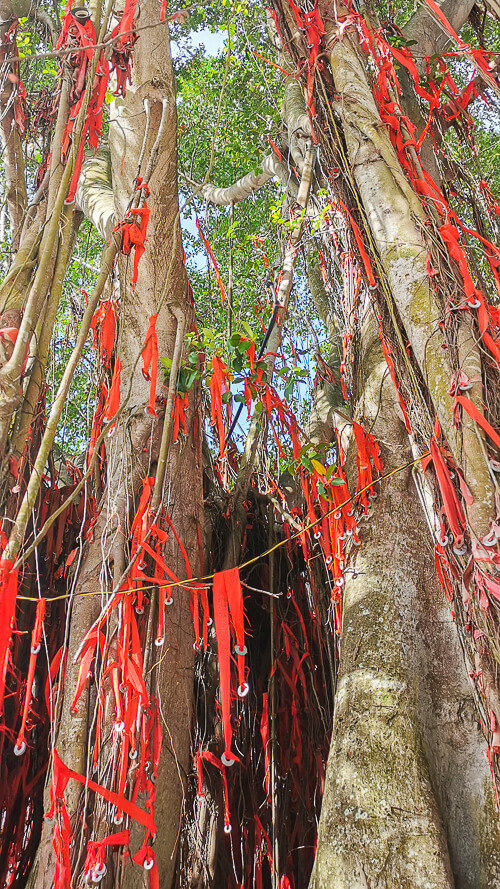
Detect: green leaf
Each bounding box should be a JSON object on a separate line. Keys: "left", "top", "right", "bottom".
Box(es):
{"left": 325, "top": 464, "right": 337, "bottom": 482}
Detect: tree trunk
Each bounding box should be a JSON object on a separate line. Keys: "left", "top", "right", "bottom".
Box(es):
{"left": 310, "top": 311, "right": 500, "bottom": 889}
{"left": 31, "top": 6, "right": 202, "bottom": 889}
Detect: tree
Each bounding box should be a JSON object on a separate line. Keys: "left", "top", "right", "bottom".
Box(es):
{"left": 0, "top": 1, "right": 202, "bottom": 886}
{"left": 1, "top": 0, "right": 500, "bottom": 888}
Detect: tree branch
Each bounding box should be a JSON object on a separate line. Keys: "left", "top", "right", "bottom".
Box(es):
{"left": 403, "top": 0, "right": 476, "bottom": 63}
{"left": 187, "top": 152, "right": 286, "bottom": 206}
{"left": 75, "top": 146, "right": 115, "bottom": 239}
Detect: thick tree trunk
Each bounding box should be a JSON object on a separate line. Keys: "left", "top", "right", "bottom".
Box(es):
{"left": 31, "top": 7, "right": 202, "bottom": 889}
{"left": 310, "top": 312, "right": 500, "bottom": 889}
{"left": 324, "top": 8, "right": 495, "bottom": 540}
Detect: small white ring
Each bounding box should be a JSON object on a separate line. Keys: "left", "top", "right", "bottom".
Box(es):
{"left": 143, "top": 858, "right": 154, "bottom": 871}
{"left": 94, "top": 864, "right": 107, "bottom": 877}
{"left": 31, "top": 644, "right": 41, "bottom": 655}
{"left": 223, "top": 823, "right": 232, "bottom": 834}
{"left": 129, "top": 749, "right": 138, "bottom": 760}
{"left": 115, "top": 721, "right": 125, "bottom": 732}
{"left": 234, "top": 644, "right": 247, "bottom": 656}
{"left": 165, "top": 597, "right": 174, "bottom": 606}
{"left": 221, "top": 752, "right": 236, "bottom": 767}
{"left": 154, "top": 636, "right": 164, "bottom": 647}
{"left": 453, "top": 545, "right": 467, "bottom": 556}
{"left": 206, "top": 617, "right": 213, "bottom": 627}
{"left": 14, "top": 741, "right": 26, "bottom": 756}
{"left": 135, "top": 607, "right": 144, "bottom": 614}
{"left": 333, "top": 510, "right": 342, "bottom": 520}
{"left": 314, "top": 530, "right": 321, "bottom": 540}
{"left": 237, "top": 682, "right": 249, "bottom": 698}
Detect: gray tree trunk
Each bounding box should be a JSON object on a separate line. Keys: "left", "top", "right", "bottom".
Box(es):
{"left": 30, "top": 6, "right": 202, "bottom": 889}
{"left": 310, "top": 312, "right": 500, "bottom": 889}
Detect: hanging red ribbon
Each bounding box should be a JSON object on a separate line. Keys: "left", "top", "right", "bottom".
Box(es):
{"left": 430, "top": 434, "right": 466, "bottom": 544}
{"left": 0, "top": 558, "right": 18, "bottom": 717}
{"left": 14, "top": 597, "right": 46, "bottom": 753}
{"left": 196, "top": 220, "right": 226, "bottom": 306}
{"left": 212, "top": 567, "right": 247, "bottom": 764}
{"left": 113, "top": 205, "right": 150, "bottom": 287}
{"left": 210, "top": 355, "right": 230, "bottom": 457}
{"left": 141, "top": 314, "right": 159, "bottom": 416}
{"left": 90, "top": 299, "right": 117, "bottom": 365}
{"left": 103, "top": 357, "right": 122, "bottom": 431}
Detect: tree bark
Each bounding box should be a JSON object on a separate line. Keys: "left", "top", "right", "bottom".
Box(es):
{"left": 310, "top": 310, "right": 500, "bottom": 889}
{"left": 31, "top": 6, "right": 202, "bottom": 889}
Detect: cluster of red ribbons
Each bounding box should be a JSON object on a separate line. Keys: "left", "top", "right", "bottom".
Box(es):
{"left": 284, "top": 0, "right": 325, "bottom": 120}
{"left": 48, "top": 748, "right": 158, "bottom": 888}
{"left": 57, "top": 3, "right": 110, "bottom": 203}
{"left": 212, "top": 567, "right": 248, "bottom": 766}
{"left": 0, "top": 558, "right": 18, "bottom": 718}
{"left": 210, "top": 355, "right": 231, "bottom": 457}
{"left": 2, "top": 20, "right": 26, "bottom": 133}
{"left": 113, "top": 202, "right": 151, "bottom": 287}
{"left": 56, "top": 0, "right": 139, "bottom": 202}
{"left": 109, "top": 0, "right": 139, "bottom": 96}
{"left": 352, "top": 422, "right": 383, "bottom": 513}
{"left": 58, "top": 478, "right": 189, "bottom": 885}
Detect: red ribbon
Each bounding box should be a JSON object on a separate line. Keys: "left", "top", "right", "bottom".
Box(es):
{"left": 103, "top": 357, "right": 122, "bottom": 431}
{"left": 212, "top": 567, "right": 247, "bottom": 763}
{"left": 0, "top": 558, "right": 18, "bottom": 717}
{"left": 113, "top": 205, "right": 150, "bottom": 287}
{"left": 196, "top": 220, "right": 226, "bottom": 306}
{"left": 430, "top": 434, "right": 466, "bottom": 544}
{"left": 91, "top": 299, "right": 117, "bottom": 364}
{"left": 141, "top": 314, "right": 159, "bottom": 416}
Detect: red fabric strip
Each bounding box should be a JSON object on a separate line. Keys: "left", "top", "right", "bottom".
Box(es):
{"left": 141, "top": 314, "right": 159, "bottom": 416}
{"left": 196, "top": 220, "right": 226, "bottom": 306}
{"left": 455, "top": 394, "right": 500, "bottom": 450}
{"left": 212, "top": 571, "right": 235, "bottom": 763}
{"left": 50, "top": 749, "right": 156, "bottom": 832}
{"left": 0, "top": 558, "right": 18, "bottom": 717}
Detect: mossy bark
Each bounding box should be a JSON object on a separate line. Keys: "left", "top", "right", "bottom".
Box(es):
{"left": 325, "top": 12, "right": 495, "bottom": 538}
{"left": 310, "top": 311, "right": 500, "bottom": 889}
